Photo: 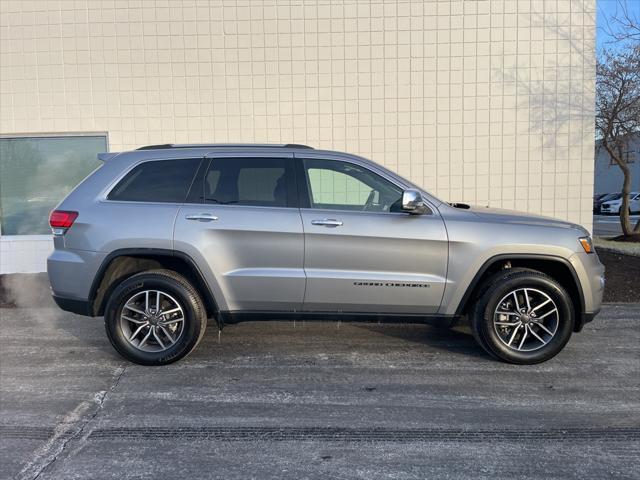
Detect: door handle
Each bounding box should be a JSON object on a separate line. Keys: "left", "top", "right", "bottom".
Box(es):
{"left": 185, "top": 213, "right": 219, "bottom": 221}
{"left": 311, "top": 218, "right": 343, "bottom": 227}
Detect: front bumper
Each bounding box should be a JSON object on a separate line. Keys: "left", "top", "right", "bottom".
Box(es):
{"left": 568, "top": 250, "right": 605, "bottom": 331}
{"left": 575, "top": 309, "right": 600, "bottom": 332}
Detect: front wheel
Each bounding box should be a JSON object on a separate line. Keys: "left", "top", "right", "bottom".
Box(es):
{"left": 470, "top": 268, "right": 574, "bottom": 364}
{"left": 104, "top": 269, "right": 207, "bottom": 365}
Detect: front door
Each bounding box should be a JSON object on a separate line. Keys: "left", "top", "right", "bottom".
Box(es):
{"left": 174, "top": 153, "right": 305, "bottom": 312}
{"left": 297, "top": 155, "right": 449, "bottom": 314}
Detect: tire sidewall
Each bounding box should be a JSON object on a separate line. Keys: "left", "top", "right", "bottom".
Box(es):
{"left": 478, "top": 274, "right": 573, "bottom": 364}
{"left": 105, "top": 274, "right": 203, "bottom": 365}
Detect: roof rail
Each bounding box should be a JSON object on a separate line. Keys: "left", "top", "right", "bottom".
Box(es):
{"left": 136, "top": 143, "right": 314, "bottom": 150}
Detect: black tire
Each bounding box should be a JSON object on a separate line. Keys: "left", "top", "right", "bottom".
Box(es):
{"left": 470, "top": 268, "right": 574, "bottom": 364}
{"left": 104, "top": 269, "right": 207, "bottom": 365}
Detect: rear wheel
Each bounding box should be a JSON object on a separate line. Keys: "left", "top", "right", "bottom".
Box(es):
{"left": 470, "top": 268, "right": 574, "bottom": 364}
{"left": 104, "top": 269, "right": 207, "bottom": 365}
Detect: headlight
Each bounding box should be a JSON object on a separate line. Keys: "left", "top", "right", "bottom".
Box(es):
{"left": 579, "top": 236, "right": 594, "bottom": 254}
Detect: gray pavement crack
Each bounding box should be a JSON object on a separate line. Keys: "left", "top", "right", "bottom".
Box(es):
{"left": 17, "top": 364, "right": 127, "bottom": 480}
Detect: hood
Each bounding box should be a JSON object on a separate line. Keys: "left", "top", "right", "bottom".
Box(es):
{"left": 462, "top": 205, "right": 587, "bottom": 233}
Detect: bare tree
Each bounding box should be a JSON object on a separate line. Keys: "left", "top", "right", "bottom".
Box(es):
{"left": 595, "top": 43, "right": 640, "bottom": 237}
{"left": 605, "top": 0, "right": 640, "bottom": 44}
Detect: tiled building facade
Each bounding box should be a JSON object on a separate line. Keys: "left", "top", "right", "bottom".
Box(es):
{"left": 0, "top": 0, "right": 596, "bottom": 273}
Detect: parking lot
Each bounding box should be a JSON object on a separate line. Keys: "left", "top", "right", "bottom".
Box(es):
{"left": 593, "top": 214, "right": 640, "bottom": 236}
{"left": 1, "top": 304, "right": 639, "bottom": 480}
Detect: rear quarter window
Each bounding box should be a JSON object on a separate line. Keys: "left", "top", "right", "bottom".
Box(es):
{"left": 108, "top": 158, "right": 201, "bottom": 203}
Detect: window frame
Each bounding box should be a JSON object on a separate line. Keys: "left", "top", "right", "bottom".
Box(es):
{"left": 192, "top": 152, "right": 298, "bottom": 209}
{"left": 609, "top": 149, "right": 638, "bottom": 165}
{"left": 0, "top": 132, "right": 109, "bottom": 142}
{"left": 104, "top": 157, "right": 204, "bottom": 205}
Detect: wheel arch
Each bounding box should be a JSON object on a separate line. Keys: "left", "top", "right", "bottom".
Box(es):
{"left": 455, "top": 254, "right": 585, "bottom": 332}
{"left": 90, "top": 248, "right": 219, "bottom": 319}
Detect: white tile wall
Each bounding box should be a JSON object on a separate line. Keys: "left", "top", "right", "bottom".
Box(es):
{"left": 0, "top": 236, "right": 53, "bottom": 273}
{"left": 0, "top": 0, "right": 596, "bottom": 272}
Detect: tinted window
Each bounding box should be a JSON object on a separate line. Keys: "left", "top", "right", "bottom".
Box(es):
{"left": 204, "top": 158, "right": 290, "bottom": 207}
{"left": 303, "top": 158, "right": 403, "bottom": 212}
{"left": 108, "top": 158, "right": 200, "bottom": 203}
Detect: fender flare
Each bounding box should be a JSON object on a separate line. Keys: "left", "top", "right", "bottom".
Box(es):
{"left": 454, "top": 253, "right": 586, "bottom": 322}
{"left": 89, "top": 248, "right": 220, "bottom": 324}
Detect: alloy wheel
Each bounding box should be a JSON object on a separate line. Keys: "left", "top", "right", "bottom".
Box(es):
{"left": 493, "top": 288, "right": 559, "bottom": 352}
{"left": 119, "top": 290, "right": 185, "bottom": 352}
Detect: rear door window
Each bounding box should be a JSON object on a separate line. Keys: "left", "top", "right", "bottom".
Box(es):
{"left": 108, "top": 158, "right": 201, "bottom": 203}
{"left": 204, "top": 157, "right": 295, "bottom": 207}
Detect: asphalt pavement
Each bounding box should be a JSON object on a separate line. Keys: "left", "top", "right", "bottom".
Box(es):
{"left": 593, "top": 214, "right": 640, "bottom": 236}
{"left": 1, "top": 305, "right": 639, "bottom": 480}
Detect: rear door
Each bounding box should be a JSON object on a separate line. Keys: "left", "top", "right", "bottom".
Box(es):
{"left": 174, "top": 152, "right": 305, "bottom": 312}
{"left": 297, "top": 153, "right": 449, "bottom": 314}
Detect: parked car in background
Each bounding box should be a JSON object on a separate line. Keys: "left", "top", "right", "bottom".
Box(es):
{"left": 47, "top": 144, "right": 605, "bottom": 366}
{"left": 600, "top": 192, "right": 640, "bottom": 215}
{"left": 593, "top": 193, "right": 619, "bottom": 214}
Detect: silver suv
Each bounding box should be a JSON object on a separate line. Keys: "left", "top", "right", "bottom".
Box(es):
{"left": 47, "top": 144, "right": 605, "bottom": 365}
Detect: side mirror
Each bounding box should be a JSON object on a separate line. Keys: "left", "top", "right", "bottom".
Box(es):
{"left": 402, "top": 189, "right": 428, "bottom": 215}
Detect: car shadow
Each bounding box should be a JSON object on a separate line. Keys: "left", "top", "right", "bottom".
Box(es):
{"left": 353, "top": 322, "right": 492, "bottom": 361}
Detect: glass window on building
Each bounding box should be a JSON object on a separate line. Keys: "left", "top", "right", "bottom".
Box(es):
{"left": 0, "top": 134, "right": 107, "bottom": 235}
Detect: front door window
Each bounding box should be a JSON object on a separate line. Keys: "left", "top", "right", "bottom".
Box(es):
{"left": 303, "top": 158, "right": 403, "bottom": 212}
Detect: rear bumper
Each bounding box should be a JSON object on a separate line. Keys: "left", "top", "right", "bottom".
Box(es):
{"left": 52, "top": 295, "right": 94, "bottom": 317}
{"left": 47, "top": 247, "right": 106, "bottom": 300}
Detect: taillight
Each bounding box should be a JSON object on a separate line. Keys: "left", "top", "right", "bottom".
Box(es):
{"left": 49, "top": 210, "right": 78, "bottom": 235}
